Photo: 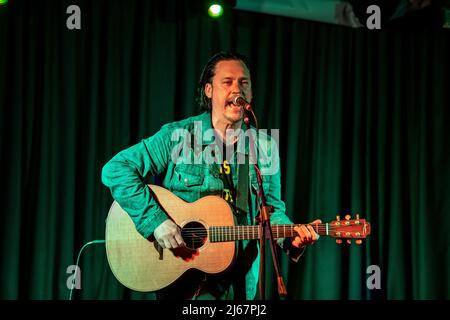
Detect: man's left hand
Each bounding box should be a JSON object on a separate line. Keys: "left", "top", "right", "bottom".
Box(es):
{"left": 291, "top": 219, "right": 321, "bottom": 248}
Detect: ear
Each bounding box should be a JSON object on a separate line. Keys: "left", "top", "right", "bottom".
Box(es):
{"left": 204, "top": 83, "right": 212, "bottom": 99}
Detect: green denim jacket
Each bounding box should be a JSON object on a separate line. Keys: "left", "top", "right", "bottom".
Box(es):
{"left": 102, "top": 112, "right": 304, "bottom": 299}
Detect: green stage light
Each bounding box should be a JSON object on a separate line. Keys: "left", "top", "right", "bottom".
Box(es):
{"left": 208, "top": 3, "right": 224, "bottom": 18}
{"left": 0, "top": 0, "right": 8, "bottom": 5}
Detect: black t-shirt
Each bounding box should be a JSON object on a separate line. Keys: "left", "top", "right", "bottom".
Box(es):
{"left": 217, "top": 140, "right": 238, "bottom": 207}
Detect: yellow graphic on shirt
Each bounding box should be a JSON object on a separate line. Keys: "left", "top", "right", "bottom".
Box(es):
{"left": 219, "top": 160, "right": 231, "bottom": 175}
{"left": 219, "top": 160, "right": 234, "bottom": 203}
{"left": 223, "top": 188, "right": 234, "bottom": 203}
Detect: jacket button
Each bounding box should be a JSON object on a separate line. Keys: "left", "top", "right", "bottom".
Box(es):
{"left": 184, "top": 178, "right": 189, "bottom": 183}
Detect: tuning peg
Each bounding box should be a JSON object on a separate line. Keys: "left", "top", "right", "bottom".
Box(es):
{"left": 355, "top": 240, "right": 362, "bottom": 245}
{"left": 356, "top": 214, "right": 360, "bottom": 220}
{"left": 336, "top": 215, "right": 340, "bottom": 221}
{"left": 336, "top": 239, "right": 342, "bottom": 244}
{"left": 346, "top": 239, "right": 352, "bottom": 244}
{"left": 345, "top": 214, "right": 351, "bottom": 220}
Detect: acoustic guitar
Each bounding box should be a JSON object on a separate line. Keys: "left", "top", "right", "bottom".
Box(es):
{"left": 105, "top": 184, "right": 371, "bottom": 292}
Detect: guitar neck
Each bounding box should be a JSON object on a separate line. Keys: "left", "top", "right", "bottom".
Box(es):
{"left": 209, "top": 222, "right": 369, "bottom": 242}
{"left": 209, "top": 224, "right": 324, "bottom": 242}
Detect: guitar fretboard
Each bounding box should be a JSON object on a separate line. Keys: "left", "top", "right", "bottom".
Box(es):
{"left": 208, "top": 221, "right": 370, "bottom": 242}
{"left": 209, "top": 224, "right": 330, "bottom": 242}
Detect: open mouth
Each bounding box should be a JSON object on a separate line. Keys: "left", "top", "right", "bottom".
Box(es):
{"left": 226, "top": 101, "right": 242, "bottom": 110}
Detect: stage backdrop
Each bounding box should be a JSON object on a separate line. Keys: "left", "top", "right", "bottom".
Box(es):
{"left": 0, "top": 0, "right": 449, "bottom": 299}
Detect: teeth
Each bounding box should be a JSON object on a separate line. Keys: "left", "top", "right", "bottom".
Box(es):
{"left": 226, "top": 102, "right": 241, "bottom": 109}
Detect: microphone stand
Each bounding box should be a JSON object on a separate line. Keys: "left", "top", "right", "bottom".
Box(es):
{"left": 243, "top": 107, "right": 287, "bottom": 300}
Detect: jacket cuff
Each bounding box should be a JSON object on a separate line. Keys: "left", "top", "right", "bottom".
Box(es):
{"left": 138, "top": 208, "right": 169, "bottom": 239}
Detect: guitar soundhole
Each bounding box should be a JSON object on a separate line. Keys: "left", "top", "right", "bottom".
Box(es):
{"left": 181, "top": 222, "right": 207, "bottom": 250}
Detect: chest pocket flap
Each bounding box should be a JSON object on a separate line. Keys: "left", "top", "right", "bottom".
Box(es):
{"left": 174, "top": 165, "right": 205, "bottom": 187}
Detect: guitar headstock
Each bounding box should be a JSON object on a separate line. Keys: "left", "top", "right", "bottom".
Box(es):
{"left": 329, "top": 214, "right": 371, "bottom": 245}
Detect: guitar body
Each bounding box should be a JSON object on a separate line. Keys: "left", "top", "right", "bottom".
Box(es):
{"left": 105, "top": 185, "right": 236, "bottom": 292}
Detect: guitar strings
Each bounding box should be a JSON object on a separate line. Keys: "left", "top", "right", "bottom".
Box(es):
{"left": 180, "top": 224, "right": 365, "bottom": 238}
{"left": 180, "top": 225, "right": 362, "bottom": 232}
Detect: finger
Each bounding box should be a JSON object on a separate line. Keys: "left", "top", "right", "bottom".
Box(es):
{"left": 302, "top": 225, "right": 317, "bottom": 245}
{"left": 291, "top": 237, "right": 301, "bottom": 247}
{"left": 306, "top": 225, "right": 319, "bottom": 242}
{"left": 163, "top": 239, "right": 171, "bottom": 249}
{"left": 300, "top": 225, "right": 311, "bottom": 241}
{"left": 294, "top": 226, "right": 306, "bottom": 240}
{"left": 293, "top": 226, "right": 305, "bottom": 243}
{"left": 158, "top": 240, "right": 166, "bottom": 249}
{"left": 168, "top": 237, "right": 179, "bottom": 249}
{"left": 309, "top": 219, "right": 322, "bottom": 224}
{"left": 174, "top": 232, "right": 186, "bottom": 247}
{"left": 306, "top": 225, "right": 317, "bottom": 243}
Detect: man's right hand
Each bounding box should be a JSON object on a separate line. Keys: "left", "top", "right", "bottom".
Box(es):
{"left": 153, "top": 219, "right": 186, "bottom": 249}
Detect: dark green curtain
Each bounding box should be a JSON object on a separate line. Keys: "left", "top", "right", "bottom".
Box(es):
{"left": 1, "top": 0, "right": 449, "bottom": 299}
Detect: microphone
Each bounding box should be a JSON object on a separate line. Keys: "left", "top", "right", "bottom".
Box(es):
{"left": 232, "top": 95, "right": 254, "bottom": 126}
{"left": 232, "top": 95, "right": 252, "bottom": 111}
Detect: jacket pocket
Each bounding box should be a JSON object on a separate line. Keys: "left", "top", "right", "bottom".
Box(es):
{"left": 174, "top": 165, "right": 205, "bottom": 188}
